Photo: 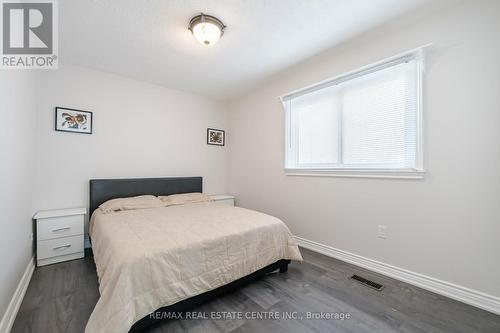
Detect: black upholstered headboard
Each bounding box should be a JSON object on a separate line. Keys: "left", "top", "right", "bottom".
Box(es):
{"left": 89, "top": 177, "right": 202, "bottom": 216}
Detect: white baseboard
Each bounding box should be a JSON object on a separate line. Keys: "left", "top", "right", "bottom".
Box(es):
{"left": 0, "top": 257, "right": 35, "bottom": 333}
{"left": 295, "top": 236, "right": 500, "bottom": 315}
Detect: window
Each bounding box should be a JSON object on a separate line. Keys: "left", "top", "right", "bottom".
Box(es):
{"left": 282, "top": 51, "right": 423, "bottom": 178}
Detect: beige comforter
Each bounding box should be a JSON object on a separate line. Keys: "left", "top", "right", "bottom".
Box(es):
{"left": 85, "top": 202, "right": 302, "bottom": 333}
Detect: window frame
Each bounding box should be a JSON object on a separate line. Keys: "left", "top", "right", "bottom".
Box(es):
{"left": 281, "top": 48, "right": 425, "bottom": 179}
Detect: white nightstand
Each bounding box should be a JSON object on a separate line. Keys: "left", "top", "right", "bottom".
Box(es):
{"left": 34, "top": 208, "right": 86, "bottom": 267}
{"left": 210, "top": 194, "right": 236, "bottom": 206}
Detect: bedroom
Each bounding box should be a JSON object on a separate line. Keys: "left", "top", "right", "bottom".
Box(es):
{"left": 1, "top": 0, "right": 499, "bottom": 332}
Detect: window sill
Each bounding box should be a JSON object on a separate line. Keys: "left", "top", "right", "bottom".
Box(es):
{"left": 284, "top": 169, "right": 425, "bottom": 179}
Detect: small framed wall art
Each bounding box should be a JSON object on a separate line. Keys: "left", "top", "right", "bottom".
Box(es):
{"left": 207, "top": 128, "right": 225, "bottom": 146}
{"left": 55, "top": 107, "right": 92, "bottom": 134}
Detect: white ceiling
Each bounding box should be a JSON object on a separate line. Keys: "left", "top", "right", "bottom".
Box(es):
{"left": 60, "top": 0, "right": 433, "bottom": 101}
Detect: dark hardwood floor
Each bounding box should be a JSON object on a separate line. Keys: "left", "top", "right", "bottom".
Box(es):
{"left": 12, "top": 248, "right": 500, "bottom": 333}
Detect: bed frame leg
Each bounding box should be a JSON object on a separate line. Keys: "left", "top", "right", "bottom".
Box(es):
{"left": 279, "top": 260, "right": 290, "bottom": 273}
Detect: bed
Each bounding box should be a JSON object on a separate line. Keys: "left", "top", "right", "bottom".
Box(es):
{"left": 85, "top": 177, "right": 302, "bottom": 333}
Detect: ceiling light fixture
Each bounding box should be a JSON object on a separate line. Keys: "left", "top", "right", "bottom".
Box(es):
{"left": 188, "top": 13, "right": 226, "bottom": 46}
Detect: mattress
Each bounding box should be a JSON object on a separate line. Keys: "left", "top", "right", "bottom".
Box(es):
{"left": 85, "top": 201, "right": 302, "bottom": 333}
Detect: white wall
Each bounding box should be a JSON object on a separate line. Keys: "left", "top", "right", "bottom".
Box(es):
{"left": 228, "top": 0, "right": 500, "bottom": 298}
{"left": 34, "top": 65, "right": 229, "bottom": 241}
{"left": 0, "top": 72, "right": 38, "bottom": 318}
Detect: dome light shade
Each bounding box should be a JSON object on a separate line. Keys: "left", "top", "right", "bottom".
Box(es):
{"left": 188, "top": 13, "right": 226, "bottom": 46}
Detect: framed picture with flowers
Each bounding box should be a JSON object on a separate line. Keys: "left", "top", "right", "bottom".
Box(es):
{"left": 55, "top": 107, "right": 92, "bottom": 134}
{"left": 207, "top": 128, "right": 225, "bottom": 146}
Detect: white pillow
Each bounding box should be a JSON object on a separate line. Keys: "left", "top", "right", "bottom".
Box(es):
{"left": 99, "top": 195, "right": 164, "bottom": 213}
{"left": 158, "top": 193, "right": 213, "bottom": 206}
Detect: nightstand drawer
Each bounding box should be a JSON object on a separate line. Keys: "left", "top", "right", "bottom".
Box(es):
{"left": 210, "top": 194, "right": 235, "bottom": 207}
{"left": 37, "top": 235, "right": 84, "bottom": 260}
{"left": 217, "top": 198, "right": 234, "bottom": 206}
{"left": 37, "top": 215, "right": 84, "bottom": 241}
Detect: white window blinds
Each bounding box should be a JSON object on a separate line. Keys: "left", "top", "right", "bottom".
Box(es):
{"left": 282, "top": 52, "right": 422, "bottom": 174}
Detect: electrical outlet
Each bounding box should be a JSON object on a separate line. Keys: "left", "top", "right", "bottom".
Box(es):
{"left": 378, "top": 225, "right": 388, "bottom": 239}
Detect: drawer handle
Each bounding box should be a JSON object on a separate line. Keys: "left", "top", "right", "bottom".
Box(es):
{"left": 53, "top": 244, "right": 71, "bottom": 251}
{"left": 52, "top": 227, "right": 71, "bottom": 232}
